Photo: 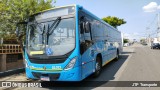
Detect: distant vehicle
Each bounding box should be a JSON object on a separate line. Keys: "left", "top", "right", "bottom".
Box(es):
{"left": 141, "top": 42, "right": 147, "bottom": 45}
{"left": 124, "top": 43, "right": 129, "bottom": 47}
{"left": 143, "top": 43, "right": 148, "bottom": 45}
{"left": 151, "top": 43, "right": 160, "bottom": 49}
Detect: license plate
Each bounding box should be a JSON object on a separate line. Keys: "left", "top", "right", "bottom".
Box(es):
{"left": 40, "top": 76, "right": 50, "bottom": 81}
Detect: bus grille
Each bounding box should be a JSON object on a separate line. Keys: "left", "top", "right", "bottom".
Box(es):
{"left": 29, "top": 58, "right": 66, "bottom": 64}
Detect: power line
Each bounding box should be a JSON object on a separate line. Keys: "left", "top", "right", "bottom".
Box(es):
{"left": 146, "top": 13, "right": 160, "bottom": 38}
{"left": 147, "top": 14, "right": 158, "bottom": 29}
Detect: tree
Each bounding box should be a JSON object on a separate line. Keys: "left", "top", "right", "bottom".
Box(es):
{"left": 102, "top": 16, "right": 126, "bottom": 28}
{"left": 0, "top": 0, "right": 55, "bottom": 39}
{"left": 140, "top": 38, "right": 146, "bottom": 43}
{"left": 123, "top": 39, "right": 129, "bottom": 43}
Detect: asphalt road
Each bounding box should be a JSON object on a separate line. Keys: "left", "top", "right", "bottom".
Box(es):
{"left": 2, "top": 43, "right": 160, "bottom": 90}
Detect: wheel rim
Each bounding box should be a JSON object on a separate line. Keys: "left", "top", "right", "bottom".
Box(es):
{"left": 96, "top": 61, "right": 100, "bottom": 72}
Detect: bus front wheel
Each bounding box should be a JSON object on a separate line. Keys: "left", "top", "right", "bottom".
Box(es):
{"left": 93, "top": 56, "right": 102, "bottom": 77}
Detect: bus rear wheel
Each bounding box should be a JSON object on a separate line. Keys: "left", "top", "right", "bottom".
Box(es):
{"left": 114, "top": 50, "right": 119, "bottom": 61}
{"left": 93, "top": 56, "right": 102, "bottom": 77}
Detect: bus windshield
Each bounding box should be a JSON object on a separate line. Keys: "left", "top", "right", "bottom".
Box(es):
{"left": 27, "top": 17, "right": 75, "bottom": 56}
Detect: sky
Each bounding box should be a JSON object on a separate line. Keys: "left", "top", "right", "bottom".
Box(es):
{"left": 54, "top": 0, "right": 160, "bottom": 41}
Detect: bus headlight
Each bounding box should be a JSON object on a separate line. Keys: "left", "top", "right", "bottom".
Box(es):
{"left": 64, "top": 57, "right": 77, "bottom": 70}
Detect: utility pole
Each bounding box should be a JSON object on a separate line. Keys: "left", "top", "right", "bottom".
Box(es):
{"left": 157, "top": 13, "right": 160, "bottom": 42}
{"left": 146, "top": 27, "right": 150, "bottom": 46}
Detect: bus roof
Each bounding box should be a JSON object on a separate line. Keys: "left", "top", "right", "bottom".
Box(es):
{"left": 33, "top": 4, "right": 77, "bottom": 16}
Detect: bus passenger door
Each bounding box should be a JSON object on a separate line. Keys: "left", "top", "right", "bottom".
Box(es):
{"left": 80, "top": 40, "right": 95, "bottom": 78}
{"left": 80, "top": 20, "right": 95, "bottom": 79}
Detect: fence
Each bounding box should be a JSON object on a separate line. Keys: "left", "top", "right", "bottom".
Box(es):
{"left": 0, "top": 44, "right": 22, "bottom": 54}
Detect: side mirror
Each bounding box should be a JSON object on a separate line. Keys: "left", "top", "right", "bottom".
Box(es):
{"left": 80, "top": 22, "right": 91, "bottom": 34}
{"left": 85, "top": 22, "right": 91, "bottom": 33}
{"left": 80, "top": 22, "right": 85, "bottom": 34}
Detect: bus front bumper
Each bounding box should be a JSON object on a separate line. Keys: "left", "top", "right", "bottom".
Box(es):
{"left": 25, "top": 66, "right": 82, "bottom": 81}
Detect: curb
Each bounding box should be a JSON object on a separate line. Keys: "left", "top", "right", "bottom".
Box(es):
{"left": 0, "top": 68, "right": 25, "bottom": 78}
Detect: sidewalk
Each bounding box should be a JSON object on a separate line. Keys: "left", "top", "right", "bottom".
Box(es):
{"left": 0, "top": 73, "right": 28, "bottom": 81}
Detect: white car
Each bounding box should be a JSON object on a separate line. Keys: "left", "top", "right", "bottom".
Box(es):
{"left": 124, "top": 43, "right": 129, "bottom": 47}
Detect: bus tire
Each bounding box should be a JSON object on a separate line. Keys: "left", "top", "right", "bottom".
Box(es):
{"left": 93, "top": 56, "right": 102, "bottom": 77}
{"left": 114, "top": 50, "right": 119, "bottom": 61}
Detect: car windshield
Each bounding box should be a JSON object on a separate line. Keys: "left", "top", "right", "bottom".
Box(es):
{"left": 27, "top": 17, "right": 75, "bottom": 56}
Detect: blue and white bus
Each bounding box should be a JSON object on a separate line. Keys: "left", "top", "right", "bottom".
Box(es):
{"left": 16, "top": 5, "right": 123, "bottom": 81}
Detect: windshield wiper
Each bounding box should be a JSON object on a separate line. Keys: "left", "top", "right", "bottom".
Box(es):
{"left": 48, "top": 17, "right": 61, "bottom": 35}
{"left": 46, "top": 17, "right": 61, "bottom": 44}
